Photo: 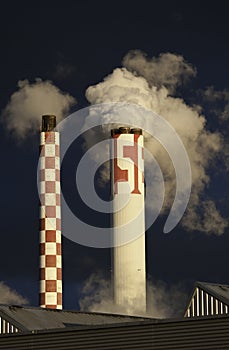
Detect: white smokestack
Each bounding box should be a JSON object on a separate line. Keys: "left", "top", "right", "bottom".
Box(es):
{"left": 111, "top": 126, "right": 146, "bottom": 312}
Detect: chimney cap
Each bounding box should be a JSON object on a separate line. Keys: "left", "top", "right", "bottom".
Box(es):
{"left": 111, "top": 128, "right": 120, "bottom": 137}
{"left": 118, "top": 127, "right": 131, "bottom": 134}
{"left": 111, "top": 126, "right": 131, "bottom": 135}
{"left": 41, "top": 115, "right": 56, "bottom": 132}
{"left": 111, "top": 126, "right": 142, "bottom": 136}
{"left": 130, "top": 128, "right": 142, "bottom": 135}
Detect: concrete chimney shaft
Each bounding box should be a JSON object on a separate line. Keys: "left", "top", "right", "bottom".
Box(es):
{"left": 111, "top": 127, "right": 146, "bottom": 312}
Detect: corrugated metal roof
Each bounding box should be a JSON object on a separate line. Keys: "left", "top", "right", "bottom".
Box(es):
{"left": 0, "top": 314, "right": 229, "bottom": 349}
{"left": 196, "top": 281, "right": 229, "bottom": 305}
{"left": 0, "top": 305, "right": 152, "bottom": 331}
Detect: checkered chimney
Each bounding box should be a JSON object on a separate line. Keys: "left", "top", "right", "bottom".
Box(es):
{"left": 39, "top": 115, "right": 62, "bottom": 309}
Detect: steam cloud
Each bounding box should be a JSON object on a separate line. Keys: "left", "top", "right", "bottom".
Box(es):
{"left": 201, "top": 85, "right": 229, "bottom": 171}
{"left": 123, "top": 50, "right": 196, "bottom": 93}
{"left": 2, "top": 52, "right": 227, "bottom": 234}
{"left": 0, "top": 281, "right": 28, "bottom": 305}
{"left": 79, "top": 272, "right": 187, "bottom": 318}
{"left": 85, "top": 50, "right": 228, "bottom": 235}
{"left": 2, "top": 78, "right": 76, "bottom": 139}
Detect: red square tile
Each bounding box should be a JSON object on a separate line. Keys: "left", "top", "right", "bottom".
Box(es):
{"left": 55, "top": 169, "right": 60, "bottom": 181}
{"left": 56, "top": 218, "right": 61, "bottom": 230}
{"left": 56, "top": 194, "right": 61, "bottom": 205}
{"left": 40, "top": 243, "right": 45, "bottom": 255}
{"left": 40, "top": 169, "right": 45, "bottom": 181}
{"left": 45, "top": 206, "right": 56, "bottom": 218}
{"left": 39, "top": 292, "right": 45, "bottom": 305}
{"left": 56, "top": 243, "right": 62, "bottom": 255}
{"left": 45, "top": 181, "right": 55, "bottom": 193}
{"left": 40, "top": 268, "right": 45, "bottom": 280}
{"left": 45, "top": 157, "right": 55, "bottom": 169}
{"left": 57, "top": 268, "right": 62, "bottom": 280}
{"left": 57, "top": 293, "right": 62, "bottom": 305}
{"left": 46, "top": 231, "right": 56, "bottom": 242}
{"left": 46, "top": 255, "right": 56, "bottom": 267}
{"left": 46, "top": 280, "right": 57, "bottom": 292}
{"left": 45, "top": 132, "right": 55, "bottom": 143}
{"left": 40, "top": 218, "right": 45, "bottom": 230}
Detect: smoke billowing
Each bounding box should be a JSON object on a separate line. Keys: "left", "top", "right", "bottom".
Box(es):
{"left": 1, "top": 50, "right": 227, "bottom": 235}
{"left": 85, "top": 50, "right": 228, "bottom": 235}
{"left": 0, "top": 281, "right": 28, "bottom": 305}
{"left": 79, "top": 272, "right": 187, "bottom": 318}
{"left": 123, "top": 50, "right": 196, "bottom": 94}
{"left": 201, "top": 85, "right": 229, "bottom": 172}
{"left": 2, "top": 78, "right": 76, "bottom": 139}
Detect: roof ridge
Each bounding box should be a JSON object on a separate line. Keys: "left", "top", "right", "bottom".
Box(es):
{"left": 196, "top": 281, "right": 229, "bottom": 287}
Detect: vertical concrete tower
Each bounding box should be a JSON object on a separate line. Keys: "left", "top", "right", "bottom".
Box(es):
{"left": 111, "top": 127, "right": 146, "bottom": 312}
{"left": 39, "top": 115, "right": 62, "bottom": 309}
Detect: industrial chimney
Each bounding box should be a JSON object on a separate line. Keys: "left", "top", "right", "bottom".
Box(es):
{"left": 39, "top": 115, "right": 62, "bottom": 309}
{"left": 111, "top": 127, "right": 146, "bottom": 312}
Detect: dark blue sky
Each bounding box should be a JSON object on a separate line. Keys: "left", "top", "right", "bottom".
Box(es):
{"left": 0, "top": 1, "right": 228, "bottom": 313}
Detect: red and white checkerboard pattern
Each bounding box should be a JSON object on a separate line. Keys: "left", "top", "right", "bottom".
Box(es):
{"left": 39, "top": 131, "right": 62, "bottom": 309}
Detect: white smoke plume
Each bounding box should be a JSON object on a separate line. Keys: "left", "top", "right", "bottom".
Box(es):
{"left": 0, "top": 281, "right": 28, "bottom": 305}
{"left": 202, "top": 85, "right": 229, "bottom": 121}
{"left": 122, "top": 50, "right": 196, "bottom": 93}
{"left": 79, "top": 273, "right": 187, "bottom": 318}
{"left": 2, "top": 78, "right": 76, "bottom": 139}
{"left": 84, "top": 51, "right": 228, "bottom": 235}
{"left": 201, "top": 86, "right": 229, "bottom": 172}
{"left": 146, "top": 280, "right": 188, "bottom": 318}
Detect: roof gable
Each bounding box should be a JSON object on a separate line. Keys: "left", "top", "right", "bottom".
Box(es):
{"left": 196, "top": 282, "right": 229, "bottom": 306}
{"left": 185, "top": 281, "right": 229, "bottom": 318}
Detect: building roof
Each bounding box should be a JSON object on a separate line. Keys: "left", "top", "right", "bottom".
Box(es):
{"left": 184, "top": 281, "right": 229, "bottom": 317}
{"left": 195, "top": 282, "right": 229, "bottom": 306}
{"left": 1, "top": 314, "right": 229, "bottom": 349}
{"left": 0, "top": 304, "right": 152, "bottom": 331}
